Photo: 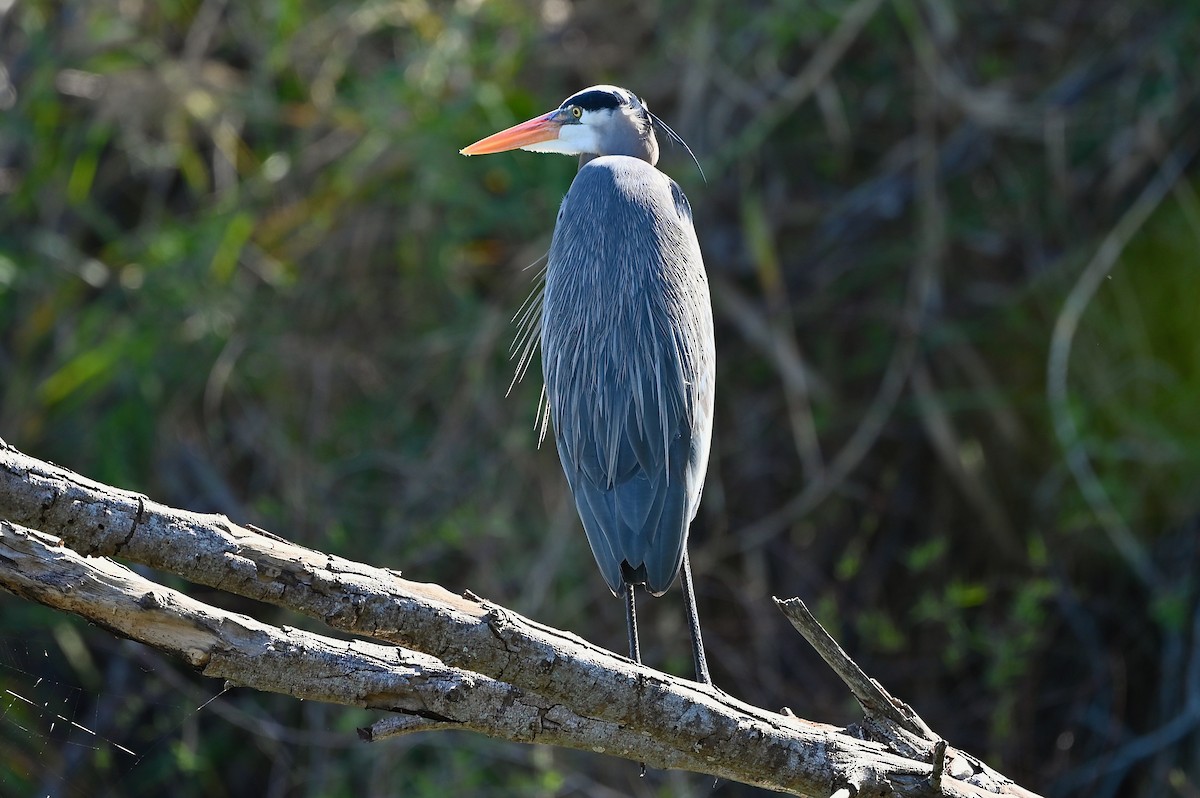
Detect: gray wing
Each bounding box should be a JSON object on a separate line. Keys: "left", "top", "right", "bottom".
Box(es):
{"left": 541, "top": 156, "right": 715, "bottom": 597}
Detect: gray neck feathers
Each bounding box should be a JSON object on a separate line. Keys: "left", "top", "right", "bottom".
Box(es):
{"left": 578, "top": 108, "right": 660, "bottom": 169}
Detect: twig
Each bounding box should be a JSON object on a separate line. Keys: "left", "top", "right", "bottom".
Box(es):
{"left": 729, "top": 192, "right": 826, "bottom": 481}
{"left": 360, "top": 714, "right": 447, "bottom": 740}
{"left": 713, "top": 0, "right": 887, "bottom": 173}
{"left": 731, "top": 323, "right": 917, "bottom": 550}
{"left": 1056, "top": 598, "right": 1200, "bottom": 791}
{"left": 1046, "top": 137, "right": 1199, "bottom": 587}
{"left": 930, "top": 739, "right": 948, "bottom": 789}
{"left": 713, "top": 276, "right": 831, "bottom": 401}
{"left": 774, "top": 596, "right": 936, "bottom": 740}
{"left": 911, "top": 363, "right": 1021, "bottom": 561}
{"left": 733, "top": 15, "right": 946, "bottom": 548}
{"left": 776, "top": 596, "right": 1046, "bottom": 798}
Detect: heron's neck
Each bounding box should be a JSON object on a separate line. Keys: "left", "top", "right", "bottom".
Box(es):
{"left": 577, "top": 150, "right": 658, "bottom": 170}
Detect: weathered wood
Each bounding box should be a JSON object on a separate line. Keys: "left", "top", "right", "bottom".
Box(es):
{"left": 0, "top": 442, "right": 1043, "bottom": 797}
{"left": 0, "top": 521, "right": 697, "bottom": 769}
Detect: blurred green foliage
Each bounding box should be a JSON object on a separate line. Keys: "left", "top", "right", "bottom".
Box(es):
{"left": 2, "top": 0, "right": 1200, "bottom": 796}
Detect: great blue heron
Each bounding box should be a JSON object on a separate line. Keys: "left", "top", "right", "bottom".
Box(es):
{"left": 461, "top": 85, "right": 715, "bottom": 685}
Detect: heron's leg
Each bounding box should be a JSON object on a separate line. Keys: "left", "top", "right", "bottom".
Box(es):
{"left": 624, "top": 583, "right": 642, "bottom": 665}
{"left": 625, "top": 582, "right": 648, "bottom": 777}
{"left": 680, "top": 551, "right": 712, "bottom": 685}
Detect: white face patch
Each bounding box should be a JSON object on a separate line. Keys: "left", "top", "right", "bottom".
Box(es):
{"left": 518, "top": 111, "right": 608, "bottom": 155}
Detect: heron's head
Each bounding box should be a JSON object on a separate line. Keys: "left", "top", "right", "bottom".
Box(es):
{"left": 461, "top": 85, "right": 660, "bottom": 166}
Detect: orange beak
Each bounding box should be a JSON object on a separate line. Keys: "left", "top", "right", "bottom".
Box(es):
{"left": 460, "top": 112, "right": 562, "bottom": 155}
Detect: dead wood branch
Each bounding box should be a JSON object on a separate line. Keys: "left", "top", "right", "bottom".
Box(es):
{"left": 0, "top": 441, "right": 1042, "bottom": 797}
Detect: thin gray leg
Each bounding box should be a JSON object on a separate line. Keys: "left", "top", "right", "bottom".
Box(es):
{"left": 680, "top": 550, "right": 711, "bottom": 685}
{"left": 625, "top": 582, "right": 648, "bottom": 777}
{"left": 625, "top": 582, "right": 641, "bottom": 665}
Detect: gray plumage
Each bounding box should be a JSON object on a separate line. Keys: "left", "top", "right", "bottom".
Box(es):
{"left": 542, "top": 155, "right": 714, "bottom": 596}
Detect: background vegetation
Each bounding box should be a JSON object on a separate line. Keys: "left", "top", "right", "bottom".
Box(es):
{"left": 2, "top": 0, "right": 1199, "bottom": 796}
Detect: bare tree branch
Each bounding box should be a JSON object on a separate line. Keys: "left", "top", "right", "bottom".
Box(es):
{"left": 0, "top": 520, "right": 692, "bottom": 766}
{"left": 0, "top": 441, "right": 1043, "bottom": 797}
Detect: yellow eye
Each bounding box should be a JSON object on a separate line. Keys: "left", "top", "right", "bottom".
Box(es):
{"left": 570, "top": 106, "right": 582, "bottom": 119}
